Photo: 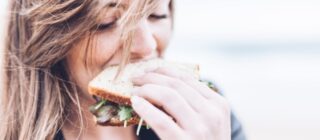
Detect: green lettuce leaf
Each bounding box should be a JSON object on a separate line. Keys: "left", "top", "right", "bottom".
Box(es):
{"left": 118, "top": 106, "right": 133, "bottom": 121}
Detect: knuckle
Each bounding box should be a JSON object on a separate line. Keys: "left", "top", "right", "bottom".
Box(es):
{"left": 219, "top": 98, "right": 231, "bottom": 115}
{"left": 168, "top": 131, "right": 187, "bottom": 140}
{"left": 156, "top": 67, "right": 170, "bottom": 74}
{"left": 210, "top": 95, "right": 231, "bottom": 114}
{"left": 169, "top": 78, "right": 184, "bottom": 89}
{"left": 138, "top": 84, "right": 155, "bottom": 96}
{"left": 191, "top": 125, "right": 210, "bottom": 140}
{"left": 180, "top": 73, "right": 193, "bottom": 81}
{"left": 158, "top": 67, "right": 176, "bottom": 75}
{"left": 160, "top": 88, "right": 178, "bottom": 102}
{"left": 157, "top": 67, "right": 189, "bottom": 80}
{"left": 139, "top": 85, "right": 150, "bottom": 93}
{"left": 144, "top": 73, "right": 155, "bottom": 81}
{"left": 143, "top": 83, "right": 155, "bottom": 89}
{"left": 152, "top": 118, "right": 169, "bottom": 130}
{"left": 206, "top": 109, "right": 230, "bottom": 131}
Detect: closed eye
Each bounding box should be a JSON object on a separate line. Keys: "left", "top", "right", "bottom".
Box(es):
{"left": 149, "top": 14, "right": 168, "bottom": 20}
{"left": 96, "top": 20, "right": 117, "bottom": 31}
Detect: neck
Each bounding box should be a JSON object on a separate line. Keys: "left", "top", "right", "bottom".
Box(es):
{"left": 61, "top": 96, "right": 136, "bottom": 140}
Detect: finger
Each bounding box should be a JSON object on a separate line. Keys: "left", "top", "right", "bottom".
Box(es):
{"left": 132, "top": 84, "right": 199, "bottom": 129}
{"left": 132, "top": 72, "right": 208, "bottom": 112}
{"left": 130, "top": 96, "right": 184, "bottom": 139}
{"left": 149, "top": 67, "right": 231, "bottom": 121}
{"left": 152, "top": 67, "right": 219, "bottom": 99}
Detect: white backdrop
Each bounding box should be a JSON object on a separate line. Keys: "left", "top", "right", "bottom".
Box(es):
{"left": 1, "top": 0, "right": 320, "bottom": 140}
{"left": 168, "top": 0, "right": 320, "bottom": 140}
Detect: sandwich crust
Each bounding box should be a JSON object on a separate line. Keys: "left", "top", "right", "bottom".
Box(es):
{"left": 88, "top": 86, "right": 132, "bottom": 106}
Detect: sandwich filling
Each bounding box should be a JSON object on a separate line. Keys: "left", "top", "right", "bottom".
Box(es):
{"left": 89, "top": 97, "right": 135, "bottom": 125}
{"left": 88, "top": 80, "right": 216, "bottom": 135}
{"left": 89, "top": 80, "right": 216, "bottom": 126}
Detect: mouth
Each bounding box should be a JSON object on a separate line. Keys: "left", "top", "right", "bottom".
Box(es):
{"left": 102, "top": 52, "right": 160, "bottom": 70}
{"left": 101, "top": 50, "right": 162, "bottom": 70}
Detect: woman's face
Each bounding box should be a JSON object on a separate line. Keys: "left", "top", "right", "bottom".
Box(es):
{"left": 66, "top": 0, "right": 172, "bottom": 100}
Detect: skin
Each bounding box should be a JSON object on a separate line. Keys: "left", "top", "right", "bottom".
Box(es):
{"left": 65, "top": 0, "right": 231, "bottom": 139}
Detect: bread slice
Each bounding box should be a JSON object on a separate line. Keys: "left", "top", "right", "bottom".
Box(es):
{"left": 88, "top": 59, "right": 200, "bottom": 105}
{"left": 87, "top": 59, "right": 199, "bottom": 127}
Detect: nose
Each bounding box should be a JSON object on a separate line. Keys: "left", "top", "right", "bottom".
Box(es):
{"left": 130, "top": 19, "right": 157, "bottom": 58}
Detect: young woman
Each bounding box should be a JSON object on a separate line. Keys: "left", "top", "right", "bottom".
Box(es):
{"left": 0, "top": 0, "right": 246, "bottom": 139}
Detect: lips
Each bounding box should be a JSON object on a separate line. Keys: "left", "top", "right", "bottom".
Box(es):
{"left": 101, "top": 51, "right": 160, "bottom": 70}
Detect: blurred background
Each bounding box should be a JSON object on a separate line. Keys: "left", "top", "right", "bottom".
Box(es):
{"left": 167, "top": 0, "right": 320, "bottom": 140}
{"left": 1, "top": 0, "right": 320, "bottom": 140}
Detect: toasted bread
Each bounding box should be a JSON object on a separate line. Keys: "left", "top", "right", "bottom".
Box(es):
{"left": 88, "top": 59, "right": 199, "bottom": 105}
{"left": 87, "top": 59, "right": 199, "bottom": 126}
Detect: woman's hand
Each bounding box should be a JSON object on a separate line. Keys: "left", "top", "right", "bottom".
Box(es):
{"left": 130, "top": 67, "right": 231, "bottom": 140}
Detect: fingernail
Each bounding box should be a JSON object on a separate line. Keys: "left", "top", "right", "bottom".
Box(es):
{"left": 130, "top": 72, "right": 145, "bottom": 82}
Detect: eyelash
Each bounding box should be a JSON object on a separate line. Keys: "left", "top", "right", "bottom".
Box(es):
{"left": 96, "top": 14, "right": 168, "bottom": 31}
{"left": 149, "top": 14, "right": 168, "bottom": 20}
{"left": 97, "top": 21, "right": 117, "bottom": 31}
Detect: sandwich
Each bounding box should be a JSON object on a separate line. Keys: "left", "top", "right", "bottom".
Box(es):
{"left": 88, "top": 59, "right": 204, "bottom": 134}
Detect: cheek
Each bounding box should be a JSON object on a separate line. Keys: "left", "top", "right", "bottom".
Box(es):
{"left": 159, "top": 26, "right": 172, "bottom": 46}
{"left": 66, "top": 32, "right": 121, "bottom": 95}
{"left": 152, "top": 20, "right": 172, "bottom": 55}
{"left": 93, "top": 32, "right": 121, "bottom": 69}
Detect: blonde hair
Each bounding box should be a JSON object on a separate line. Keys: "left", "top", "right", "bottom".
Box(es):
{"left": 0, "top": 0, "right": 173, "bottom": 140}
